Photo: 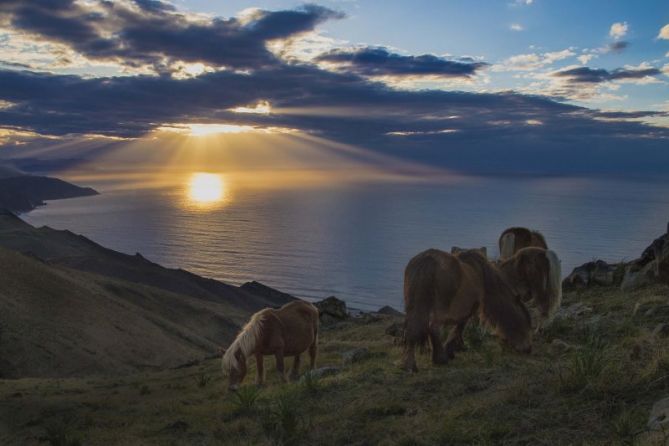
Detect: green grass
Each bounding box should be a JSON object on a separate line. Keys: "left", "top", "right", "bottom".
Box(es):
{"left": 2, "top": 285, "right": 669, "bottom": 445}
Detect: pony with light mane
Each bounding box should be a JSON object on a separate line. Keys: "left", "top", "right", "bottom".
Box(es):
{"left": 402, "top": 249, "right": 533, "bottom": 372}
{"left": 445, "top": 246, "right": 563, "bottom": 354}
{"left": 498, "top": 227, "right": 548, "bottom": 260}
{"left": 221, "top": 300, "right": 318, "bottom": 391}
{"left": 498, "top": 247, "right": 562, "bottom": 328}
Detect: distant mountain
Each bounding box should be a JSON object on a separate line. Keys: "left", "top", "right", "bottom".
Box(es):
{"left": 0, "top": 175, "right": 98, "bottom": 212}
{"left": 0, "top": 212, "right": 295, "bottom": 378}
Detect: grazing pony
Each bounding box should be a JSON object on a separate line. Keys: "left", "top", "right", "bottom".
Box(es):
{"left": 222, "top": 300, "right": 318, "bottom": 391}
{"left": 498, "top": 247, "right": 562, "bottom": 330}
{"left": 402, "top": 249, "right": 532, "bottom": 372}
{"left": 498, "top": 227, "right": 548, "bottom": 260}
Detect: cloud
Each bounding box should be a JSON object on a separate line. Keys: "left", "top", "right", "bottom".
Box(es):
{"left": 552, "top": 65, "right": 662, "bottom": 84}
{"left": 314, "top": 47, "right": 488, "bottom": 79}
{"left": 0, "top": 3, "right": 668, "bottom": 177}
{"left": 495, "top": 49, "right": 575, "bottom": 71}
{"left": 510, "top": 24, "right": 524, "bottom": 31}
{"left": 608, "top": 41, "right": 629, "bottom": 53}
{"left": 0, "top": 0, "right": 344, "bottom": 73}
{"left": 578, "top": 54, "right": 595, "bottom": 65}
{"left": 658, "top": 24, "right": 669, "bottom": 40}
{"left": 609, "top": 22, "right": 628, "bottom": 39}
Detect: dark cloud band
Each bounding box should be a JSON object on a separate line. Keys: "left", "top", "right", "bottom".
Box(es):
{"left": 315, "top": 47, "right": 488, "bottom": 78}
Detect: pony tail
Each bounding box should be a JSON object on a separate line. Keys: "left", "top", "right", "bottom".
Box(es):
{"left": 499, "top": 232, "right": 515, "bottom": 260}
{"left": 544, "top": 249, "right": 562, "bottom": 322}
{"left": 403, "top": 256, "right": 439, "bottom": 349}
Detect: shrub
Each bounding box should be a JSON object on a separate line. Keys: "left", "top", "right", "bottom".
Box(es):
{"left": 231, "top": 385, "right": 261, "bottom": 415}
{"left": 260, "top": 394, "right": 306, "bottom": 445}
{"left": 196, "top": 374, "right": 211, "bottom": 388}
{"left": 44, "top": 420, "right": 82, "bottom": 446}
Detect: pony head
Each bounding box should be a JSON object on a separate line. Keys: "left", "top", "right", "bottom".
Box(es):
{"left": 222, "top": 347, "right": 247, "bottom": 391}
{"left": 498, "top": 299, "right": 533, "bottom": 354}
{"left": 510, "top": 247, "right": 562, "bottom": 325}
{"left": 221, "top": 310, "right": 266, "bottom": 391}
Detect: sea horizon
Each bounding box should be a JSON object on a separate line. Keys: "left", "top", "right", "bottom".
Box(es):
{"left": 22, "top": 171, "right": 669, "bottom": 311}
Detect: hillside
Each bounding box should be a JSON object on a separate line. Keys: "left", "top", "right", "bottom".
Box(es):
{"left": 0, "top": 246, "right": 250, "bottom": 378}
{"left": 1, "top": 283, "right": 668, "bottom": 445}
{"left": 0, "top": 175, "right": 98, "bottom": 213}
{"left": 0, "top": 213, "right": 296, "bottom": 378}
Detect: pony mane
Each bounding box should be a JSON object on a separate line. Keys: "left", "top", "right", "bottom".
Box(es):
{"left": 222, "top": 309, "right": 269, "bottom": 374}
{"left": 499, "top": 232, "right": 516, "bottom": 260}
{"left": 544, "top": 249, "right": 562, "bottom": 322}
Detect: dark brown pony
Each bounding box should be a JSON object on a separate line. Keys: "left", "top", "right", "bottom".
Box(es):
{"left": 498, "top": 247, "right": 562, "bottom": 330}
{"left": 402, "top": 249, "right": 532, "bottom": 372}
{"left": 222, "top": 300, "right": 318, "bottom": 391}
{"left": 499, "top": 227, "right": 548, "bottom": 260}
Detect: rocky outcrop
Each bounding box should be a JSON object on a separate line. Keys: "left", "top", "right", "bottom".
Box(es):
{"left": 562, "top": 260, "right": 624, "bottom": 290}
{"left": 314, "top": 296, "right": 348, "bottom": 325}
{"left": 341, "top": 348, "right": 370, "bottom": 365}
{"left": 621, "top": 228, "right": 669, "bottom": 291}
{"left": 377, "top": 305, "right": 404, "bottom": 317}
{"left": 563, "top": 223, "right": 669, "bottom": 292}
{"left": 648, "top": 396, "right": 669, "bottom": 431}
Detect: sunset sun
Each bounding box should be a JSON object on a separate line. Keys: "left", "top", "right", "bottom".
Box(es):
{"left": 187, "top": 172, "right": 225, "bottom": 205}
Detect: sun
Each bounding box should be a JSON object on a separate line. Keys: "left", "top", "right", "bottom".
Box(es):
{"left": 188, "top": 173, "right": 225, "bottom": 205}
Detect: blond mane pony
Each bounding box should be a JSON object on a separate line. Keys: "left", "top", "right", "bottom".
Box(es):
{"left": 222, "top": 309, "right": 269, "bottom": 374}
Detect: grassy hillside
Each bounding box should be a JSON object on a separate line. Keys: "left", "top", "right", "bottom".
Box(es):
{"left": 2, "top": 284, "right": 668, "bottom": 445}
{"left": 0, "top": 247, "right": 250, "bottom": 378}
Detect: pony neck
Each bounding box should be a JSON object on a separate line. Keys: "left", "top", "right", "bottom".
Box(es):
{"left": 223, "top": 312, "right": 266, "bottom": 371}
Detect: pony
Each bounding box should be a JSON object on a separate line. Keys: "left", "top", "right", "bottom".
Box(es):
{"left": 221, "top": 300, "right": 319, "bottom": 391}
{"left": 497, "top": 247, "right": 562, "bottom": 330}
{"left": 445, "top": 247, "right": 562, "bottom": 352}
{"left": 402, "top": 249, "right": 532, "bottom": 372}
{"left": 498, "top": 227, "right": 548, "bottom": 260}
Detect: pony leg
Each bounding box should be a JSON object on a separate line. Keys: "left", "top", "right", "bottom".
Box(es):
{"left": 308, "top": 341, "right": 317, "bottom": 370}
{"left": 255, "top": 353, "right": 265, "bottom": 387}
{"left": 401, "top": 342, "right": 419, "bottom": 373}
{"left": 445, "top": 319, "right": 468, "bottom": 358}
{"left": 429, "top": 323, "right": 449, "bottom": 365}
{"left": 290, "top": 355, "right": 301, "bottom": 381}
{"left": 274, "top": 351, "right": 287, "bottom": 383}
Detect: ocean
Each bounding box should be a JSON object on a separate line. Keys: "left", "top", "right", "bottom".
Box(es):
{"left": 23, "top": 173, "right": 669, "bottom": 310}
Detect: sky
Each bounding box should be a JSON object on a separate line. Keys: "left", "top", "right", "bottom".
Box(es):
{"left": 0, "top": 0, "right": 668, "bottom": 177}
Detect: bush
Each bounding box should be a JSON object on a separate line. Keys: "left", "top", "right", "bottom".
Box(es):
{"left": 231, "top": 385, "right": 261, "bottom": 415}
{"left": 44, "top": 419, "right": 82, "bottom": 446}
{"left": 196, "top": 374, "right": 211, "bottom": 388}
{"left": 260, "top": 394, "right": 306, "bottom": 446}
